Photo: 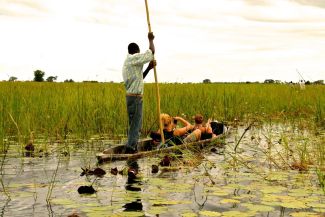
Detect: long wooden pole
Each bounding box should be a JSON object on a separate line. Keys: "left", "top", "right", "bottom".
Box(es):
{"left": 144, "top": 0, "right": 165, "bottom": 144}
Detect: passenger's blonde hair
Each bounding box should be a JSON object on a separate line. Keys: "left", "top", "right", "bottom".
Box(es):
{"left": 160, "top": 113, "right": 172, "bottom": 127}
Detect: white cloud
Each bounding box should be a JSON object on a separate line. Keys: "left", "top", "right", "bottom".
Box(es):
{"left": 0, "top": 0, "right": 324, "bottom": 82}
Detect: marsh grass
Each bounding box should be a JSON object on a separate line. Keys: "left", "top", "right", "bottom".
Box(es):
{"left": 229, "top": 122, "right": 325, "bottom": 194}
{"left": 0, "top": 82, "right": 324, "bottom": 143}
{"left": 315, "top": 98, "right": 325, "bottom": 127}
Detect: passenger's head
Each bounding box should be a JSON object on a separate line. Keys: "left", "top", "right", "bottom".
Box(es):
{"left": 128, "top": 43, "right": 140, "bottom": 54}
{"left": 160, "top": 113, "right": 172, "bottom": 128}
{"left": 194, "top": 114, "right": 203, "bottom": 124}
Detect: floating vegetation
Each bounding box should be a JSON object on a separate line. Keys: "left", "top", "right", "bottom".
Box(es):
{"left": 77, "top": 185, "right": 96, "bottom": 194}
{"left": 199, "top": 210, "right": 221, "bottom": 217}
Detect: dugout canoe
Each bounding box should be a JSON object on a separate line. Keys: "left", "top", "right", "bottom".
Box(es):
{"left": 96, "top": 134, "right": 227, "bottom": 163}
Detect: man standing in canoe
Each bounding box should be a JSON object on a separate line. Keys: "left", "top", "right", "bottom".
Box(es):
{"left": 122, "top": 32, "right": 156, "bottom": 154}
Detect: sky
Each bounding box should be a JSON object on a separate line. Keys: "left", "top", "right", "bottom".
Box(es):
{"left": 0, "top": 0, "right": 324, "bottom": 83}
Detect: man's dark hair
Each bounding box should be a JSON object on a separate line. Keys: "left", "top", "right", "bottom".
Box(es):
{"left": 128, "top": 43, "right": 140, "bottom": 54}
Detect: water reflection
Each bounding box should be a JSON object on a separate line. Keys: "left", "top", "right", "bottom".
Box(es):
{"left": 123, "top": 160, "right": 143, "bottom": 213}
{"left": 0, "top": 199, "right": 10, "bottom": 217}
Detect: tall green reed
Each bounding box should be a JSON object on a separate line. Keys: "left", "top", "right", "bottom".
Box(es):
{"left": 0, "top": 82, "right": 324, "bottom": 140}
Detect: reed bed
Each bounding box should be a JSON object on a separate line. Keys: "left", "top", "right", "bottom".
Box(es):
{"left": 0, "top": 82, "right": 324, "bottom": 143}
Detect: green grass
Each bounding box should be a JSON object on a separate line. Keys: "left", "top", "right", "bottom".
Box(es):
{"left": 0, "top": 82, "right": 324, "bottom": 142}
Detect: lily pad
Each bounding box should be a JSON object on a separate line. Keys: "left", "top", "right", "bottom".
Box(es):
{"left": 181, "top": 212, "right": 198, "bottom": 217}
{"left": 299, "top": 196, "right": 321, "bottom": 203}
{"left": 265, "top": 172, "right": 289, "bottom": 181}
{"left": 289, "top": 212, "right": 319, "bottom": 217}
{"left": 281, "top": 201, "right": 308, "bottom": 209}
{"left": 109, "top": 212, "right": 144, "bottom": 217}
{"left": 199, "top": 210, "right": 221, "bottom": 216}
{"left": 51, "top": 198, "right": 79, "bottom": 209}
{"left": 148, "top": 178, "right": 169, "bottom": 186}
{"left": 312, "top": 208, "right": 325, "bottom": 213}
{"left": 233, "top": 194, "right": 256, "bottom": 200}
{"left": 242, "top": 203, "right": 275, "bottom": 212}
{"left": 261, "top": 201, "right": 282, "bottom": 207}
{"left": 307, "top": 202, "right": 325, "bottom": 208}
{"left": 147, "top": 206, "right": 168, "bottom": 215}
{"left": 208, "top": 188, "right": 232, "bottom": 197}
{"left": 220, "top": 199, "right": 241, "bottom": 204}
{"left": 150, "top": 199, "right": 191, "bottom": 206}
{"left": 260, "top": 185, "right": 287, "bottom": 194}
{"left": 222, "top": 210, "right": 256, "bottom": 217}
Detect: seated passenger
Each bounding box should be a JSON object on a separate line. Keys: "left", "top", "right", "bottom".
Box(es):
{"left": 193, "top": 114, "right": 217, "bottom": 140}
{"left": 151, "top": 113, "right": 201, "bottom": 145}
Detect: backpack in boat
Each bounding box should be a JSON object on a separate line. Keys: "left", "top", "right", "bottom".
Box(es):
{"left": 210, "top": 122, "right": 225, "bottom": 135}
{"left": 149, "top": 131, "right": 183, "bottom": 146}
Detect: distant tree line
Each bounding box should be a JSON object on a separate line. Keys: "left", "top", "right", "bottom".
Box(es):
{"left": 6, "top": 70, "right": 74, "bottom": 82}
{"left": 3, "top": 73, "right": 324, "bottom": 85}
{"left": 33, "top": 70, "right": 58, "bottom": 82}
{"left": 263, "top": 79, "right": 324, "bottom": 85}
{"left": 202, "top": 78, "right": 324, "bottom": 85}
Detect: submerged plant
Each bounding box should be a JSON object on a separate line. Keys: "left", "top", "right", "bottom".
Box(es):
{"left": 316, "top": 169, "right": 325, "bottom": 194}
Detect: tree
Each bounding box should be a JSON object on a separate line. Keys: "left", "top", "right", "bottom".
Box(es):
{"left": 314, "top": 80, "right": 324, "bottom": 85}
{"left": 46, "top": 76, "right": 57, "bottom": 82}
{"left": 264, "top": 79, "right": 274, "bottom": 84}
{"left": 8, "top": 76, "right": 18, "bottom": 82}
{"left": 203, "top": 79, "right": 211, "bottom": 83}
{"left": 64, "top": 79, "right": 74, "bottom": 83}
{"left": 33, "top": 70, "right": 45, "bottom": 82}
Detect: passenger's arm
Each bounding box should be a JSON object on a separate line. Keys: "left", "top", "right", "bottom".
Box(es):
{"left": 174, "top": 116, "right": 191, "bottom": 126}
{"left": 205, "top": 119, "right": 213, "bottom": 134}
{"left": 173, "top": 116, "right": 194, "bottom": 137}
{"left": 174, "top": 125, "right": 193, "bottom": 137}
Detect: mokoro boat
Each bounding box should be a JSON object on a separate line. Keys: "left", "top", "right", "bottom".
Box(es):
{"left": 96, "top": 134, "right": 227, "bottom": 163}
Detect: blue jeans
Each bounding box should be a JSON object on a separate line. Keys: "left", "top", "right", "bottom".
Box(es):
{"left": 126, "top": 96, "right": 143, "bottom": 151}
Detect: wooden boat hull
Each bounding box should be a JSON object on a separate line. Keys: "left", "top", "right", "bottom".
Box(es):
{"left": 96, "top": 135, "right": 226, "bottom": 163}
